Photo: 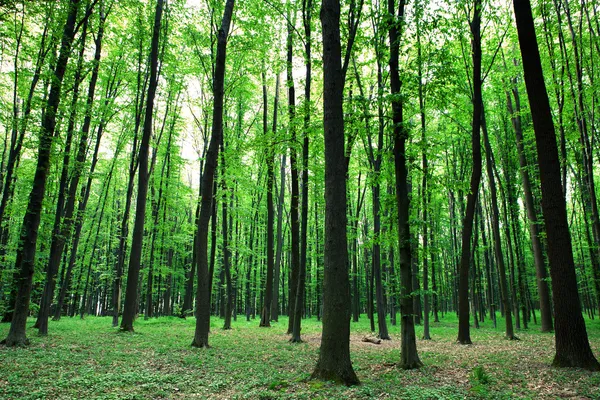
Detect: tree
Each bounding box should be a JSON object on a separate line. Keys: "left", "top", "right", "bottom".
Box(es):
{"left": 1, "top": 0, "right": 83, "bottom": 347}
{"left": 191, "top": 0, "right": 235, "bottom": 348}
{"left": 310, "top": 0, "right": 359, "bottom": 385}
{"left": 512, "top": 0, "right": 600, "bottom": 370}
{"left": 120, "top": 0, "right": 164, "bottom": 332}
{"left": 457, "top": 0, "right": 482, "bottom": 345}
{"left": 389, "top": 0, "right": 422, "bottom": 369}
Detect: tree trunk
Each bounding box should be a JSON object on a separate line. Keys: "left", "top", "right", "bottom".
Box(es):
{"left": 457, "top": 0, "right": 482, "bottom": 345}
{"left": 310, "top": 0, "right": 359, "bottom": 385}
{"left": 287, "top": 11, "right": 301, "bottom": 336}
{"left": 291, "top": 0, "right": 313, "bottom": 343}
{"left": 120, "top": 0, "right": 163, "bottom": 332}
{"left": 260, "top": 71, "right": 276, "bottom": 328}
{"left": 506, "top": 80, "right": 553, "bottom": 332}
{"left": 482, "top": 107, "right": 516, "bottom": 339}
{"left": 389, "top": 0, "right": 422, "bottom": 369}
{"left": 36, "top": 15, "right": 89, "bottom": 334}
{"left": 512, "top": 0, "right": 600, "bottom": 370}
{"left": 272, "top": 153, "right": 286, "bottom": 321}
{"left": 2, "top": 0, "right": 81, "bottom": 347}
{"left": 192, "top": 0, "right": 235, "bottom": 347}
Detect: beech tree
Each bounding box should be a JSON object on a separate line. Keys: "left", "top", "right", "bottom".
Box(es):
{"left": 1, "top": 0, "right": 84, "bottom": 347}
{"left": 512, "top": 0, "right": 600, "bottom": 371}
{"left": 191, "top": 0, "right": 235, "bottom": 348}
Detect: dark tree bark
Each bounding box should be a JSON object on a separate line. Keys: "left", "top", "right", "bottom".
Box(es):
{"left": 221, "top": 137, "right": 233, "bottom": 330}
{"left": 192, "top": 0, "right": 235, "bottom": 347}
{"left": 272, "top": 153, "right": 286, "bottom": 321}
{"left": 416, "top": 0, "right": 431, "bottom": 339}
{"left": 54, "top": 14, "right": 117, "bottom": 322}
{"left": 457, "top": 0, "right": 482, "bottom": 345}
{"left": 260, "top": 71, "right": 276, "bottom": 328}
{"left": 291, "top": 0, "right": 313, "bottom": 343}
{"left": 287, "top": 11, "right": 301, "bottom": 335}
{"left": 506, "top": 80, "right": 553, "bottom": 332}
{"left": 370, "top": 15, "right": 390, "bottom": 340}
{"left": 1, "top": 0, "right": 81, "bottom": 347}
{"left": 310, "top": 0, "right": 359, "bottom": 385}
{"left": 36, "top": 13, "right": 89, "bottom": 334}
{"left": 389, "top": 0, "right": 422, "bottom": 369}
{"left": 482, "top": 107, "right": 517, "bottom": 340}
{"left": 111, "top": 29, "right": 148, "bottom": 326}
{"left": 120, "top": 0, "right": 164, "bottom": 332}
{"left": 512, "top": 0, "right": 600, "bottom": 370}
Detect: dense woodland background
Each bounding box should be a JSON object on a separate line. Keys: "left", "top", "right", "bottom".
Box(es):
{"left": 0, "top": 0, "right": 599, "bottom": 386}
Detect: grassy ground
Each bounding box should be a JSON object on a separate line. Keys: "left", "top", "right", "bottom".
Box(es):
{"left": 0, "top": 313, "right": 599, "bottom": 399}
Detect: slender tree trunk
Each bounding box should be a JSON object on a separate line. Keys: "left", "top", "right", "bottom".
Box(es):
{"left": 457, "top": 0, "right": 482, "bottom": 345}
{"left": 482, "top": 107, "right": 516, "bottom": 339}
{"left": 512, "top": 0, "right": 600, "bottom": 370}
{"left": 389, "top": 0, "right": 422, "bottom": 369}
{"left": 120, "top": 0, "right": 163, "bottom": 332}
{"left": 311, "top": 0, "right": 359, "bottom": 385}
{"left": 506, "top": 81, "right": 553, "bottom": 332}
{"left": 291, "top": 0, "right": 313, "bottom": 342}
{"left": 192, "top": 0, "right": 235, "bottom": 347}
{"left": 2, "top": 0, "right": 81, "bottom": 347}
{"left": 272, "top": 153, "right": 286, "bottom": 321}
{"left": 287, "top": 11, "right": 301, "bottom": 336}
{"left": 112, "top": 40, "right": 147, "bottom": 326}
{"left": 221, "top": 139, "right": 233, "bottom": 330}
{"left": 36, "top": 16, "right": 89, "bottom": 334}
{"left": 260, "top": 71, "right": 276, "bottom": 328}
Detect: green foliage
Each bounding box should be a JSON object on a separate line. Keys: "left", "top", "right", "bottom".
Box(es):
{"left": 471, "top": 365, "right": 490, "bottom": 385}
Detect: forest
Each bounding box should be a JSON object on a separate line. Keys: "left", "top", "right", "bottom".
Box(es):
{"left": 0, "top": 0, "right": 599, "bottom": 398}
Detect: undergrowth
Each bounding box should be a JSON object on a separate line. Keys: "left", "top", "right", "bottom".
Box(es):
{"left": 0, "top": 313, "right": 598, "bottom": 399}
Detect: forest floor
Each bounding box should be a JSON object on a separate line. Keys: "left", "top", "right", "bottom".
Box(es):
{"left": 1, "top": 313, "right": 599, "bottom": 399}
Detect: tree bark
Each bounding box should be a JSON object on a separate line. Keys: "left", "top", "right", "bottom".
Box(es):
{"left": 506, "top": 80, "right": 553, "bottom": 332}
{"left": 457, "top": 0, "right": 482, "bottom": 345}
{"left": 120, "top": 0, "right": 164, "bottom": 332}
{"left": 389, "top": 0, "right": 422, "bottom": 369}
{"left": 2, "top": 0, "right": 81, "bottom": 347}
{"left": 310, "top": 0, "right": 359, "bottom": 385}
{"left": 481, "top": 107, "right": 516, "bottom": 339}
{"left": 36, "top": 14, "right": 89, "bottom": 334}
{"left": 287, "top": 11, "right": 301, "bottom": 335}
{"left": 260, "top": 71, "right": 276, "bottom": 328}
{"left": 192, "top": 0, "right": 235, "bottom": 347}
{"left": 512, "top": 0, "right": 600, "bottom": 370}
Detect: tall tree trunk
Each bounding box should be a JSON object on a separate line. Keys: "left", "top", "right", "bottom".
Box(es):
{"left": 311, "top": 0, "right": 359, "bottom": 385}
{"left": 370, "top": 22, "right": 390, "bottom": 341}
{"left": 506, "top": 80, "right": 553, "bottom": 332}
{"left": 287, "top": 10, "right": 301, "bottom": 336}
{"left": 291, "top": 0, "right": 313, "bottom": 343}
{"left": 260, "top": 71, "right": 276, "bottom": 328}
{"left": 1, "top": 0, "right": 81, "bottom": 347}
{"left": 389, "top": 0, "right": 422, "bottom": 369}
{"left": 272, "top": 153, "right": 286, "bottom": 321}
{"left": 482, "top": 107, "right": 517, "bottom": 339}
{"left": 192, "top": 0, "right": 235, "bottom": 347}
{"left": 512, "top": 0, "right": 600, "bottom": 370}
{"left": 221, "top": 138, "right": 233, "bottom": 330}
{"left": 36, "top": 15, "right": 89, "bottom": 334}
{"left": 112, "top": 32, "right": 148, "bottom": 326}
{"left": 120, "top": 0, "right": 164, "bottom": 332}
{"left": 457, "top": 0, "right": 482, "bottom": 345}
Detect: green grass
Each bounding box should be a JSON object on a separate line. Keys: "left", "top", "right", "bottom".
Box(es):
{"left": 0, "top": 313, "right": 599, "bottom": 399}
